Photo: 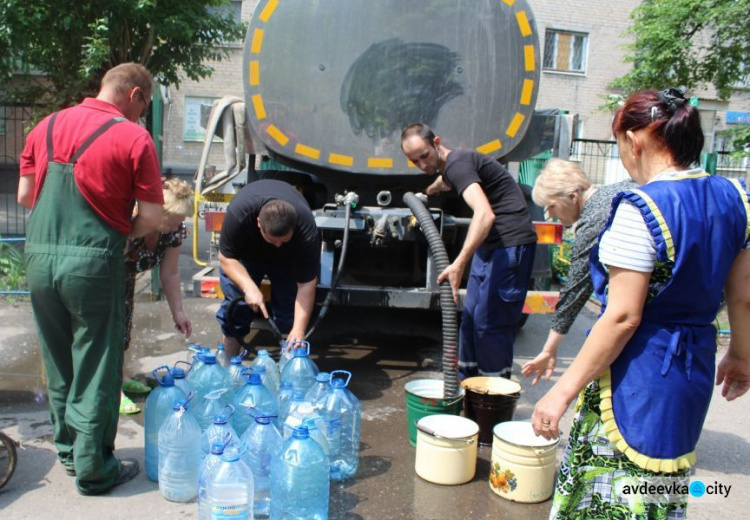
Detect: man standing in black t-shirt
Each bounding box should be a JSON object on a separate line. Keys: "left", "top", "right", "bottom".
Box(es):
{"left": 401, "top": 124, "right": 537, "bottom": 380}
{"left": 217, "top": 179, "right": 320, "bottom": 357}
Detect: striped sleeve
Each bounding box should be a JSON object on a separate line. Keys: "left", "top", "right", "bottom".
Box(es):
{"left": 598, "top": 201, "right": 657, "bottom": 272}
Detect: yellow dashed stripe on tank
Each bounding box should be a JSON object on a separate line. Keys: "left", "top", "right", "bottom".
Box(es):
{"left": 266, "top": 125, "right": 288, "bottom": 146}
{"left": 503, "top": 0, "right": 516, "bottom": 6}
{"left": 368, "top": 158, "right": 393, "bottom": 169}
{"left": 250, "top": 29, "right": 264, "bottom": 54}
{"left": 249, "top": 61, "right": 260, "bottom": 86}
{"left": 476, "top": 140, "right": 502, "bottom": 155}
{"left": 521, "top": 79, "right": 534, "bottom": 105}
{"left": 524, "top": 45, "right": 535, "bottom": 71}
{"left": 251, "top": 94, "right": 266, "bottom": 120}
{"left": 259, "top": 0, "right": 278, "bottom": 22}
{"left": 515, "top": 11, "right": 532, "bottom": 37}
{"left": 295, "top": 144, "right": 320, "bottom": 160}
{"left": 329, "top": 153, "right": 354, "bottom": 167}
{"left": 506, "top": 113, "right": 525, "bottom": 138}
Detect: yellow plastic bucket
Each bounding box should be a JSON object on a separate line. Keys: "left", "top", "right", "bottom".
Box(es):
{"left": 489, "top": 421, "right": 559, "bottom": 503}
{"left": 404, "top": 379, "right": 464, "bottom": 447}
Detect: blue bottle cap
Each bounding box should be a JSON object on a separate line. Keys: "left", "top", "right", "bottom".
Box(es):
{"left": 315, "top": 372, "right": 331, "bottom": 383}
{"left": 230, "top": 356, "right": 243, "bottom": 365}
{"left": 172, "top": 366, "right": 186, "bottom": 379}
{"left": 331, "top": 378, "right": 346, "bottom": 389}
{"left": 202, "top": 353, "right": 218, "bottom": 365}
{"left": 293, "top": 348, "right": 308, "bottom": 358}
{"left": 213, "top": 414, "right": 228, "bottom": 425}
{"left": 210, "top": 443, "right": 225, "bottom": 455}
{"left": 292, "top": 425, "right": 310, "bottom": 439}
{"left": 172, "top": 400, "right": 189, "bottom": 411}
{"left": 258, "top": 349, "right": 269, "bottom": 357}
{"left": 247, "top": 371, "right": 262, "bottom": 385}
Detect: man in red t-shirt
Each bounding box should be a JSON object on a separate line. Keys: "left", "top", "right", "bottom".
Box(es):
{"left": 18, "top": 63, "right": 163, "bottom": 495}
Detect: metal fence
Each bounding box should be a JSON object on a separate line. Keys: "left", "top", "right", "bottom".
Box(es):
{"left": 570, "top": 138, "right": 630, "bottom": 186}
{"left": 1, "top": 105, "right": 33, "bottom": 236}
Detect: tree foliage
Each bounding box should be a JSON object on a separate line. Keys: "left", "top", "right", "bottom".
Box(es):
{"left": 0, "top": 0, "right": 245, "bottom": 110}
{"left": 612, "top": 0, "right": 750, "bottom": 98}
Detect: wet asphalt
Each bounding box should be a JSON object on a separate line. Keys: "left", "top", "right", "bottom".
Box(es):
{"left": 1, "top": 269, "right": 749, "bottom": 519}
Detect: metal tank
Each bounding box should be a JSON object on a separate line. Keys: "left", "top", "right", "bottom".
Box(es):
{"left": 195, "top": 0, "right": 556, "bottom": 312}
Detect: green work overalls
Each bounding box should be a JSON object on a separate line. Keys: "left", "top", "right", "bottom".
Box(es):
{"left": 25, "top": 112, "right": 128, "bottom": 495}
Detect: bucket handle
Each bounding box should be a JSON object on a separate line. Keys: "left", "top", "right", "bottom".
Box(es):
{"left": 442, "top": 393, "right": 464, "bottom": 407}
{"left": 415, "top": 421, "right": 476, "bottom": 445}
{"left": 532, "top": 444, "right": 559, "bottom": 456}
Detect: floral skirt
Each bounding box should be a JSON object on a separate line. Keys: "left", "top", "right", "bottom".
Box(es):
{"left": 549, "top": 380, "right": 690, "bottom": 519}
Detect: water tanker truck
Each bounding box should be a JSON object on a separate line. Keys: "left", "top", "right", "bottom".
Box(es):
{"left": 193, "top": 0, "right": 564, "bottom": 324}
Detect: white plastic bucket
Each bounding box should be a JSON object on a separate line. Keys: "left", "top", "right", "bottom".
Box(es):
{"left": 415, "top": 414, "right": 479, "bottom": 485}
{"left": 490, "top": 421, "right": 559, "bottom": 503}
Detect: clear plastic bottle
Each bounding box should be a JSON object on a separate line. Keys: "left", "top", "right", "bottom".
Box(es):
{"left": 201, "top": 404, "right": 240, "bottom": 460}
{"left": 158, "top": 398, "right": 202, "bottom": 502}
{"left": 239, "top": 412, "right": 283, "bottom": 518}
{"left": 188, "top": 344, "right": 211, "bottom": 375}
{"left": 172, "top": 360, "right": 195, "bottom": 396}
{"left": 198, "top": 439, "right": 230, "bottom": 520}
{"left": 279, "top": 341, "right": 319, "bottom": 395}
{"left": 270, "top": 425, "right": 330, "bottom": 520}
{"left": 251, "top": 349, "right": 281, "bottom": 395}
{"left": 188, "top": 352, "right": 232, "bottom": 406}
{"left": 144, "top": 366, "right": 187, "bottom": 482}
{"left": 228, "top": 354, "right": 249, "bottom": 391}
{"left": 215, "top": 341, "right": 230, "bottom": 369}
{"left": 319, "top": 370, "right": 361, "bottom": 481}
{"left": 304, "top": 372, "right": 331, "bottom": 408}
{"left": 276, "top": 380, "right": 295, "bottom": 426}
{"left": 206, "top": 448, "right": 255, "bottom": 520}
{"left": 232, "top": 371, "right": 278, "bottom": 436}
{"left": 277, "top": 341, "right": 293, "bottom": 373}
{"left": 193, "top": 388, "right": 231, "bottom": 432}
{"left": 283, "top": 392, "right": 329, "bottom": 455}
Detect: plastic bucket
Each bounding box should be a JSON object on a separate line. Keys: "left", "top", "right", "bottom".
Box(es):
{"left": 415, "top": 414, "right": 479, "bottom": 485}
{"left": 489, "top": 421, "right": 559, "bottom": 503}
{"left": 461, "top": 376, "right": 521, "bottom": 446}
{"left": 404, "top": 379, "right": 464, "bottom": 447}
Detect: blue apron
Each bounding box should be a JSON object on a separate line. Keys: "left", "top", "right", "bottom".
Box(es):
{"left": 589, "top": 172, "right": 750, "bottom": 472}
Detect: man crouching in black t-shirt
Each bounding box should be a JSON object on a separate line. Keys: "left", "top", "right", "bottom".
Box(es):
{"left": 216, "top": 179, "right": 320, "bottom": 357}
{"left": 401, "top": 124, "right": 537, "bottom": 380}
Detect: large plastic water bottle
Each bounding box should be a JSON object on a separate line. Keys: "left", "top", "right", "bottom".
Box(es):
{"left": 193, "top": 388, "right": 231, "bottom": 431}
{"left": 318, "top": 370, "right": 361, "bottom": 481}
{"left": 251, "top": 349, "right": 281, "bottom": 394}
{"left": 198, "top": 436, "right": 232, "bottom": 520}
{"left": 227, "top": 349, "right": 248, "bottom": 391}
{"left": 206, "top": 448, "right": 255, "bottom": 520}
{"left": 144, "top": 366, "right": 187, "bottom": 482}
{"left": 252, "top": 364, "right": 277, "bottom": 396}
{"left": 270, "top": 425, "right": 330, "bottom": 520}
{"left": 304, "top": 372, "right": 331, "bottom": 407}
{"left": 172, "top": 360, "right": 195, "bottom": 396}
{"left": 283, "top": 392, "right": 329, "bottom": 455}
{"left": 232, "top": 371, "right": 278, "bottom": 436}
{"left": 215, "top": 341, "right": 230, "bottom": 368}
{"left": 276, "top": 380, "right": 294, "bottom": 423}
{"left": 158, "top": 397, "right": 202, "bottom": 502}
{"left": 239, "top": 412, "right": 283, "bottom": 518}
{"left": 201, "top": 405, "right": 240, "bottom": 460}
{"left": 277, "top": 341, "right": 293, "bottom": 373}
{"left": 188, "top": 352, "right": 232, "bottom": 405}
{"left": 280, "top": 341, "right": 319, "bottom": 395}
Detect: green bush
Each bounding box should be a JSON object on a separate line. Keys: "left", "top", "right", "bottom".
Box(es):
{"left": 0, "top": 238, "right": 27, "bottom": 292}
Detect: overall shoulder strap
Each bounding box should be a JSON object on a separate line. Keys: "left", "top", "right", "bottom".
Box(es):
{"left": 46, "top": 112, "right": 60, "bottom": 161}
{"left": 70, "top": 117, "right": 127, "bottom": 163}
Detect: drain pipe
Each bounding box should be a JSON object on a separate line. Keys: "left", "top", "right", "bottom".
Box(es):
{"left": 403, "top": 192, "right": 460, "bottom": 400}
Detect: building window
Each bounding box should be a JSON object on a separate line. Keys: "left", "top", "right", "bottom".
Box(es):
{"left": 543, "top": 30, "right": 588, "bottom": 74}
{"left": 209, "top": 0, "right": 243, "bottom": 44}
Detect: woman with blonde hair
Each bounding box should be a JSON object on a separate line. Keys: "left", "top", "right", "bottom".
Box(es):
{"left": 522, "top": 159, "right": 633, "bottom": 384}
{"left": 120, "top": 178, "right": 194, "bottom": 413}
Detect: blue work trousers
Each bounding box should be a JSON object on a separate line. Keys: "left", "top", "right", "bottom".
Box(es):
{"left": 216, "top": 260, "right": 297, "bottom": 339}
{"left": 458, "top": 243, "right": 535, "bottom": 380}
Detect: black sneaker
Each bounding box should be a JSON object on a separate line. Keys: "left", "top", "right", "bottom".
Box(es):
{"left": 112, "top": 458, "right": 139, "bottom": 488}
{"left": 65, "top": 466, "right": 76, "bottom": 477}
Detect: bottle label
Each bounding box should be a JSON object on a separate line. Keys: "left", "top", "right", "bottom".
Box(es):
{"left": 210, "top": 504, "right": 249, "bottom": 519}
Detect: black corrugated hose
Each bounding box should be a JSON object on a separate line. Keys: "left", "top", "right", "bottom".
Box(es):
{"left": 403, "top": 192, "right": 460, "bottom": 399}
